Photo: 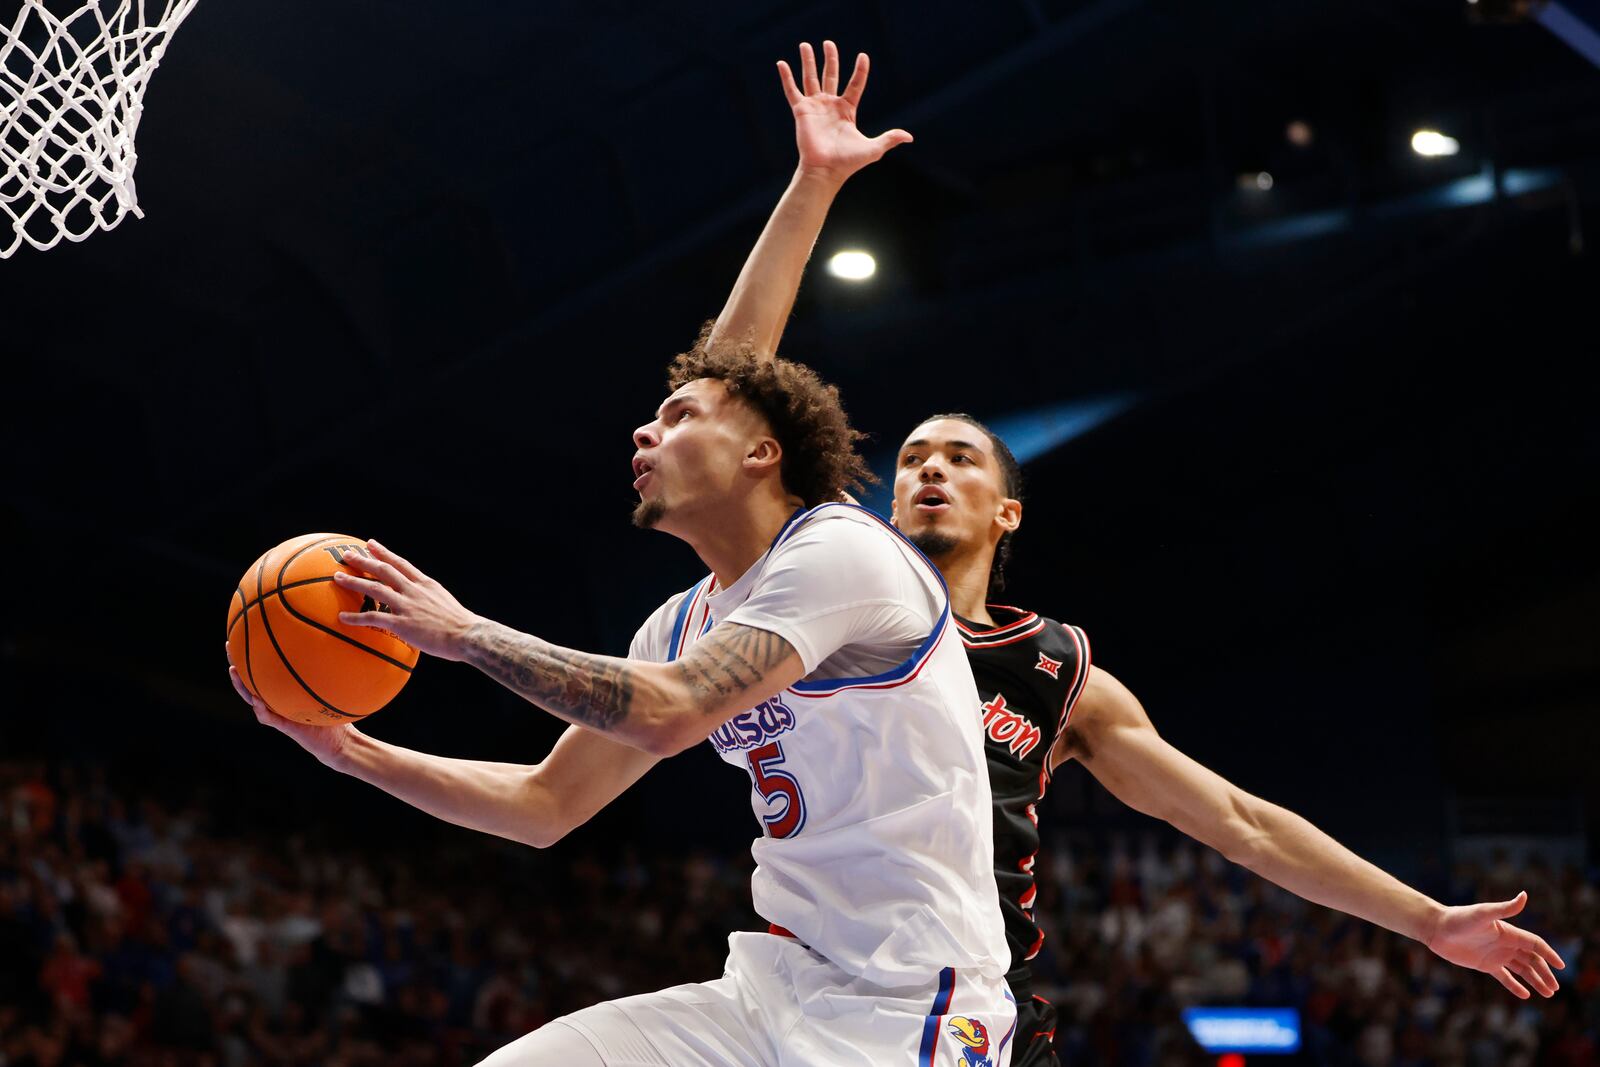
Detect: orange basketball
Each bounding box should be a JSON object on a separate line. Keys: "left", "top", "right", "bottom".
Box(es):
{"left": 226, "top": 533, "right": 420, "bottom": 726}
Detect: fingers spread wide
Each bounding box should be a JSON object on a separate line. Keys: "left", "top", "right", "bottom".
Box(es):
{"left": 799, "top": 41, "right": 820, "bottom": 95}
{"left": 777, "top": 60, "right": 802, "bottom": 105}
{"left": 842, "top": 52, "right": 869, "bottom": 106}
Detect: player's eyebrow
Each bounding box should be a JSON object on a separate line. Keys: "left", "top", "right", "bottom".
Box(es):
{"left": 901, "top": 437, "right": 986, "bottom": 454}
{"left": 655, "top": 393, "right": 696, "bottom": 421}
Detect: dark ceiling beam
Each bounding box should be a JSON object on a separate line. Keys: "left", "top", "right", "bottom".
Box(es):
{"left": 1014, "top": 0, "right": 1048, "bottom": 32}
{"left": 891, "top": 0, "right": 1150, "bottom": 131}
{"left": 156, "top": 0, "right": 1151, "bottom": 541}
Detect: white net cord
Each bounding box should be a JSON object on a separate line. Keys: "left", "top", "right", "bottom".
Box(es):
{"left": 1, "top": 0, "right": 198, "bottom": 258}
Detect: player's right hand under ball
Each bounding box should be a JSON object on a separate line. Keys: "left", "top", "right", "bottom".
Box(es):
{"left": 226, "top": 648, "right": 353, "bottom": 767}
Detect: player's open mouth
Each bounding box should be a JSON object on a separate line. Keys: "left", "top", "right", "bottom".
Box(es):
{"left": 632, "top": 456, "right": 655, "bottom": 491}
{"left": 914, "top": 485, "right": 951, "bottom": 513}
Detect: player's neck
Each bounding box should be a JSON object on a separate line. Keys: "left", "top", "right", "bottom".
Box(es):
{"left": 935, "top": 544, "right": 997, "bottom": 626}
{"left": 688, "top": 493, "right": 805, "bottom": 591}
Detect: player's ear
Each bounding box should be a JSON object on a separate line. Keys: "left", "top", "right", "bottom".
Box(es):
{"left": 745, "top": 435, "right": 783, "bottom": 474}
{"left": 996, "top": 496, "right": 1021, "bottom": 534}
{"left": 889, "top": 496, "right": 900, "bottom": 526}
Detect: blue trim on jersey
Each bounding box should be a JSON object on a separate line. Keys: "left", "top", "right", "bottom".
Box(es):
{"left": 782, "top": 503, "right": 953, "bottom": 694}
{"left": 918, "top": 968, "right": 956, "bottom": 1066}
{"left": 668, "top": 576, "right": 712, "bottom": 659}
{"left": 666, "top": 512, "right": 805, "bottom": 660}
{"left": 997, "top": 989, "right": 1018, "bottom": 1063}
{"left": 770, "top": 505, "right": 810, "bottom": 549}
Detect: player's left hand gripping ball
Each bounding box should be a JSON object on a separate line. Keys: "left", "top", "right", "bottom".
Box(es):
{"left": 333, "top": 540, "right": 482, "bottom": 661}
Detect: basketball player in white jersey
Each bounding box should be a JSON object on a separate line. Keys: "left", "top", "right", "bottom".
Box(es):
{"left": 701, "top": 41, "right": 1569, "bottom": 1067}
{"left": 227, "top": 43, "right": 1020, "bottom": 1067}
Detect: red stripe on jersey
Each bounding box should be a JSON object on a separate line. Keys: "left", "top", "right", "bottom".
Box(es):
{"left": 672, "top": 579, "right": 714, "bottom": 659}
{"left": 959, "top": 618, "right": 1048, "bottom": 649}
{"left": 955, "top": 607, "right": 1041, "bottom": 642}
{"left": 1057, "top": 625, "right": 1092, "bottom": 733}
{"left": 1043, "top": 627, "right": 1092, "bottom": 789}
{"left": 1026, "top": 926, "right": 1046, "bottom": 961}
{"left": 1030, "top": 997, "right": 1057, "bottom": 1042}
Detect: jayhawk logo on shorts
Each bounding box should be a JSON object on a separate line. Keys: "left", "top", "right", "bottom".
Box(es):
{"left": 947, "top": 1017, "right": 992, "bottom": 1067}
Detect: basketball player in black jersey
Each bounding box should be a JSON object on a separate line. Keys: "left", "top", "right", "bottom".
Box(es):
{"left": 891, "top": 430, "right": 1088, "bottom": 1063}
{"left": 885, "top": 417, "right": 1570, "bottom": 1064}
{"left": 707, "top": 38, "right": 1567, "bottom": 1067}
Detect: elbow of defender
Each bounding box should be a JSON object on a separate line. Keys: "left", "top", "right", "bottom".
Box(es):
{"left": 517, "top": 823, "right": 568, "bottom": 850}
{"left": 1216, "top": 788, "right": 1272, "bottom": 870}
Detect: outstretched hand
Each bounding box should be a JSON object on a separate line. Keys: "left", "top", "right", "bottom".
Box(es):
{"left": 778, "top": 40, "right": 911, "bottom": 183}
{"left": 1426, "top": 891, "right": 1565, "bottom": 998}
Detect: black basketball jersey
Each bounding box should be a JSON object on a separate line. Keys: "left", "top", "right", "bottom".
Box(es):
{"left": 956, "top": 605, "right": 1090, "bottom": 990}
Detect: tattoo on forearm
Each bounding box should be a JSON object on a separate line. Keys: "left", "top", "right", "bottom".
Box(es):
{"left": 465, "top": 622, "right": 792, "bottom": 734}
{"left": 675, "top": 625, "right": 792, "bottom": 713}
{"left": 467, "top": 624, "right": 635, "bottom": 731}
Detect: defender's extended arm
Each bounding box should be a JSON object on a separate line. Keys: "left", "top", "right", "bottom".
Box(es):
{"left": 1054, "top": 665, "right": 1566, "bottom": 999}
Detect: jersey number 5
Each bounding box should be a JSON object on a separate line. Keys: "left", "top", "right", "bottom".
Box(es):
{"left": 747, "top": 741, "right": 807, "bottom": 838}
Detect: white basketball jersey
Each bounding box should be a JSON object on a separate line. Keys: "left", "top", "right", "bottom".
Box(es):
{"left": 630, "top": 504, "right": 1009, "bottom": 988}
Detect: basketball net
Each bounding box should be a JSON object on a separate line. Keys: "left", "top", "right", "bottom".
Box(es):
{"left": 1, "top": 0, "right": 198, "bottom": 258}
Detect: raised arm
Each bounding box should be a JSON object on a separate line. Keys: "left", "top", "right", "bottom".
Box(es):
{"left": 1054, "top": 666, "right": 1567, "bottom": 999}
{"left": 329, "top": 541, "right": 806, "bottom": 757}
{"left": 228, "top": 663, "right": 658, "bottom": 847}
{"left": 706, "top": 40, "right": 911, "bottom": 359}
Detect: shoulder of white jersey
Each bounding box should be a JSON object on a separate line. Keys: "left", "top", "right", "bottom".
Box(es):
{"left": 631, "top": 576, "right": 715, "bottom": 662}
{"left": 780, "top": 502, "right": 955, "bottom": 699}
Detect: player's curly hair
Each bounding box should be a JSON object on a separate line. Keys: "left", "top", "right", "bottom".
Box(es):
{"left": 668, "top": 323, "right": 876, "bottom": 509}
{"left": 918, "top": 412, "right": 1023, "bottom": 598}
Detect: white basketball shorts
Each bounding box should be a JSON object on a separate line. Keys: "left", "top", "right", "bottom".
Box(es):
{"left": 477, "top": 931, "right": 1016, "bottom": 1067}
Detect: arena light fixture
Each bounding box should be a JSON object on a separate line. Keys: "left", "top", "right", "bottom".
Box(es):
{"left": 1412, "top": 129, "right": 1461, "bottom": 157}
{"left": 827, "top": 250, "right": 876, "bottom": 281}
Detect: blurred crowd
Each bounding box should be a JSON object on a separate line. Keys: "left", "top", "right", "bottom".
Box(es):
{"left": 1028, "top": 832, "right": 1599, "bottom": 1067}
{"left": 2, "top": 760, "right": 1596, "bottom": 1067}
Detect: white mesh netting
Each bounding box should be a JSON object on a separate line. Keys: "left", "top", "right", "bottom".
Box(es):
{"left": 1, "top": 0, "right": 198, "bottom": 258}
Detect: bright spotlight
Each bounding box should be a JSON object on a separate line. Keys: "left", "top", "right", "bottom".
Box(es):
{"left": 1411, "top": 129, "right": 1461, "bottom": 157}
{"left": 827, "top": 250, "right": 876, "bottom": 281}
